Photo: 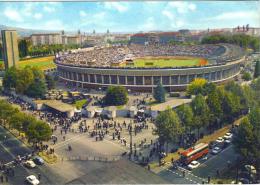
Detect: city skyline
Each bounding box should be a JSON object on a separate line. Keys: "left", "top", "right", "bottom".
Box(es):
{"left": 0, "top": 1, "right": 259, "bottom": 32}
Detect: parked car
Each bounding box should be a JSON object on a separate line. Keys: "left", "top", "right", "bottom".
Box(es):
{"left": 224, "top": 132, "right": 233, "bottom": 140}
{"left": 33, "top": 156, "right": 44, "bottom": 165}
{"left": 209, "top": 141, "right": 217, "bottom": 149}
{"left": 215, "top": 137, "right": 224, "bottom": 143}
{"left": 24, "top": 160, "right": 36, "bottom": 168}
{"left": 26, "top": 175, "right": 40, "bottom": 185}
{"left": 188, "top": 161, "right": 200, "bottom": 170}
{"left": 211, "top": 146, "right": 221, "bottom": 155}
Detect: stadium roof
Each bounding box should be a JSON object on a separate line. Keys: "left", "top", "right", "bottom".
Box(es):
{"left": 41, "top": 100, "right": 74, "bottom": 113}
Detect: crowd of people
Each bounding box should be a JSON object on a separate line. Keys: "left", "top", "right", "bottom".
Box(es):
{"left": 55, "top": 43, "right": 243, "bottom": 68}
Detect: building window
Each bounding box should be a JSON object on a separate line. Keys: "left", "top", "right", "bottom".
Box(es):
{"left": 90, "top": 74, "right": 95, "bottom": 83}
{"left": 153, "top": 76, "right": 161, "bottom": 85}
{"left": 111, "top": 75, "right": 118, "bottom": 84}
{"left": 103, "top": 75, "right": 110, "bottom": 84}
{"left": 211, "top": 72, "right": 216, "bottom": 81}
{"left": 180, "top": 75, "right": 187, "bottom": 84}
{"left": 188, "top": 74, "right": 195, "bottom": 83}
{"left": 78, "top": 73, "right": 82, "bottom": 81}
{"left": 162, "top": 76, "right": 170, "bottom": 85}
{"left": 217, "top": 71, "right": 221, "bottom": 80}
{"left": 204, "top": 73, "right": 210, "bottom": 81}
{"left": 171, "top": 76, "right": 178, "bottom": 85}
{"left": 144, "top": 76, "right": 152, "bottom": 85}
{"left": 119, "top": 76, "right": 126, "bottom": 85}
{"left": 127, "top": 76, "right": 134, "bottom": 85}
{"left": 73, "top": 72, "right": 77, "bottom": 80}
{"left": 96, "top": 74, "right": 102, "bottom": 83}
{"left": 84, "top": 74, "right": 88, "bottom": 82}
{"left": 136, "top": 76, "right": 143, "bottom": 85}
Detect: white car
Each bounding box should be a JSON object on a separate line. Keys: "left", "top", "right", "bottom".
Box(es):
{"left": 215, "top": 137, "right": 224, "bottom": 143}
{"left": 224, "top": 139, "right": 232, "bottom": 144}
{"left": 224, "top": 132, "right": 233, "bottom": 140}
{"left": 24, "top": 160, "right": 36, "bottom": 168}
{"left": 211, "top": 146, "right": 221, "bottom": 155}
{"left": 26, "top": 175, "right": 40, "bottom": 185}
{"left": 188, "top": 161, "right": 200, "bottom": 170}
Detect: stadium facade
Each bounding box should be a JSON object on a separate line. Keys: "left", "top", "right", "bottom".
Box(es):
{"left": 55, "top": 44, "right": 245, "bottom": 92}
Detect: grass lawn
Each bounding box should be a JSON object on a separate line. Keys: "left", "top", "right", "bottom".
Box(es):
{"left": 123, "top": 56, "right": 207, "bottom": 68}
{"left": 73, "top": 99, "right": 88, "bottom": 109}
{"left": 18, "top": 56, "right": 56, "bottom": 70}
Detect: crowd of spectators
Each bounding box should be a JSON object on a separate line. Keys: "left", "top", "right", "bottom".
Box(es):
{"left": 55, "top": 43, "right": 243, "bottom": 68}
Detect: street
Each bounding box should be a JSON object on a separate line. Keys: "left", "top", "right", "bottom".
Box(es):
{"left": 0, "top": 126, "right": 64, "bottom": 185}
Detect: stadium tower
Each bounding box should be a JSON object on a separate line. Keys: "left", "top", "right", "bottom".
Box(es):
{"left": 1, "top": 30, "right": 19, "bottom": 70}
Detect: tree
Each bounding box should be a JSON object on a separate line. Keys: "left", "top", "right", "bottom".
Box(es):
{"left": 16, "top": 67, "right": 34, "bottom": 94}
{"left": 191, "top": 94, "right": 210, "bottom": 138}
{"left": 222, "top": 91, "right": 241, "bottom": 121}
{"left": 155, "top": 109, "right": 183, "bottom": 153}
{"left": 26, "top": 120, "right": 51, "bottom": 142}
{"left": 25, "top": 67, "right": 47, "bottom": 98}
{"left": 186, "top": 78, "right": 207, "bottom": 96}
{"left": 45, "top": 75, "right": 56, "bottom": 89}
{"left": 18, "top": 39, "right": 29, "bottom": 58}
{"left": 176, "top": 104, "right": 194, "bottom": 133}
{"left": 3, "top": 67, "right": 18, "bottom": 90}
{"left": 153, "top": 83, "right": 166, "bottom": 103}
{"left": 254, "top": 60, "right": 260, "bottom": 78}
{"left": 103, "top": 86, "right": 128, "bottom": 106}
{"left": 233, "top": 117, "right": 254, "bottom": 161}
{"left": 206, "top": 89, "right": 223, "bottom": 130}
{"left": 242, "top": 72, "right": 252, "bottom": 81}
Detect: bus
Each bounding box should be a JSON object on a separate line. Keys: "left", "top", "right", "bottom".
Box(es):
{"left": 180, "top": 143, "right": 209, "bottom": 165}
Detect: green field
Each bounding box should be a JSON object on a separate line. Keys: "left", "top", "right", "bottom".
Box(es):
{"left": 124, "top": 57, "right": 206, "bottom": 68}
{"left": 18, "top": 56, "right": 56, "bottom": 70}
{"left": 0, "top": 56, "right": 56, "bottom": 70}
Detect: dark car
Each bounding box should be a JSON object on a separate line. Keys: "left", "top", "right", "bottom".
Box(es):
{"left": 33, "top": 156, "right": 44, "bottom": 165}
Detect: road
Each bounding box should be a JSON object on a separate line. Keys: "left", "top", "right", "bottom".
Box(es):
{"left": 0, "top": 126, "right": 64, "bottom": 185}
{"left": 192, "top": 145, "right": 239, "bottom": 178}
{"left": 156, "top": 144, "right": 238, "bottom": 184}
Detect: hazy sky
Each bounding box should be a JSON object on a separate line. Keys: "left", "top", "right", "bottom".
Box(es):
{"left": 0, "top": 1, "right": 259, "bottom": 32}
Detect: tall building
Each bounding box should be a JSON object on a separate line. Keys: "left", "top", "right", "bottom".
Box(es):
{"left": 30, "top": 33, "right": 62, "bottom": 46}
{"left": 1, "top": 30, "right": 19, "bottom": 70}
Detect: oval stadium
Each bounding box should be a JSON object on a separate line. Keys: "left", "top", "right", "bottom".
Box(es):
{"left": 55, "top": 44, "right": 245, "bottom": 92}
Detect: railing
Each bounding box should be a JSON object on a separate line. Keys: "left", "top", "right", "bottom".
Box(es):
{"left": 59, "top": 155, "right": 121, "bottom": 162}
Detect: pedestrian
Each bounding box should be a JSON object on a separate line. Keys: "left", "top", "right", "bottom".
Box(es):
{"left": 182, "top": 170, "right": 185, "bottom": 177}
{"left": 38, "top": 173, "right": 41, "bottom": 180}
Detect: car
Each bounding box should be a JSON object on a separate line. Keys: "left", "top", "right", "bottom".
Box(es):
{"left": 187, "top": 160, "right": 200, "bottom": 170}
{"left": 211, "top": 146, "right": 222, "bottom": 155}
{"left": 215, "top": 137, "right": 224, "bottom": 143}
{"left": 33, "top": 156, "right": 44, "bottom": 165}
{"left": 24, "top": 160, "right": 36, "bottom": 168}
{"left": 26, "top": 175, "right": 40, "bottom": 185}
{"left": 224, "top": 132, "right": 233, "bottom": 140}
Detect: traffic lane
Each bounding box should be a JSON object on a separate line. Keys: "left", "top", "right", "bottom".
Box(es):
{"left": 159, "top": 167, "right": 200, "bottom": 184}
{"left": 0, "top": 126, "right": 31, "bottom": 163}
{"left": 192, "top": 145, "right": 238, "bottom": 178}
{"left": 8, "top": 164, "right": 60, "bottom": 185}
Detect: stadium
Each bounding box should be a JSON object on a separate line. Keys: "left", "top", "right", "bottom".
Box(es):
{"left": 55, "top": 44, "right": 245, "bottom": 92}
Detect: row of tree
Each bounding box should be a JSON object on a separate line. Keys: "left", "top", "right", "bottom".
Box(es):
{"left": 0, "top": 39, "right": 80, "bottom": 59}
{"left": 201, "top": 34, "right": 260, "bottom": 51}
{"left": 155, "top": 80, "right": 257, "bottom": 150}
{"left": 3, "top": 66, "right": 50, "bottom": 98}
{"left": 0, "top": 100, "right": 52, "bottom": 142}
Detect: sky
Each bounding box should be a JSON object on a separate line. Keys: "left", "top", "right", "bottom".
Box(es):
{"left": 0, "top": 1, "right": 259, "bottom": 33}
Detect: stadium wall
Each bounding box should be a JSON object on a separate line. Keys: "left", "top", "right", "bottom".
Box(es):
{"left": 55, "top": 57, "right": 244, "bottom": 92}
